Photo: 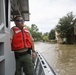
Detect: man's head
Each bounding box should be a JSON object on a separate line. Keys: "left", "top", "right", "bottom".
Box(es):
{"left": 14, "top": 16, "right": 24, "bottom": 30}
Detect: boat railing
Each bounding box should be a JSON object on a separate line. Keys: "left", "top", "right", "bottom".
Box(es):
{"left": 34, "top": 52, "right": 56, "bottom": 75}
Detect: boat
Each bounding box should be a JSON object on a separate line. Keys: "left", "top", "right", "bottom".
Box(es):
{"left": 0, "top": 0, "right": 56, "bottom": 75}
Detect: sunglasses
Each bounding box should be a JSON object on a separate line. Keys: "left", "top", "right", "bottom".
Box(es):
{"left": 16, "top": 19, "right": 24, "bottom": 22}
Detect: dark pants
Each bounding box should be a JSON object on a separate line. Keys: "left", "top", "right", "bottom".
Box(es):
{"left": 14, "top": 52, "right": 34, "bottom": 75}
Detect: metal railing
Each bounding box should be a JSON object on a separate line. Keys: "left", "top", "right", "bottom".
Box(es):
{"left": 34, "top": 52, "right": 56, "bottom": 75}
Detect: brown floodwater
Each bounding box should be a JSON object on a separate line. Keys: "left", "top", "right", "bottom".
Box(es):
{"left": 35, "top": 42, "right": 76, "bottom": 75}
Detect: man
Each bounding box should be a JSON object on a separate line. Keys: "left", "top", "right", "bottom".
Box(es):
{"left": 10, "top": 16, "right": 36, "bottom": 75}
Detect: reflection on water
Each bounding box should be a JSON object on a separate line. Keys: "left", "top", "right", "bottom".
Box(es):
{"left": 35, "top": 42, "right": 76, "bottom": 75}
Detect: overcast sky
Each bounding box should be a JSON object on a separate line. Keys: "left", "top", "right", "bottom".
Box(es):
{"left": 25, "top": 0, "right": 76, "bottom": 33}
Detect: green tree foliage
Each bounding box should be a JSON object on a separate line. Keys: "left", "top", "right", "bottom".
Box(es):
{"left": 30, "top": 24, "right": 42, "bottom": 41}
{"left": 55, "top": 12, "right": 75, "bottom": 44}
{"left": 24, "top": 24, "right": 42, "bottom": 41}
{"left": 49, "top": 29, "right": 55, "bottom": 40}
{"left": 31, "top": 24, "right": 39, "bottom": 32}
{"left": 42, "top": 36, "right": 48, "bottom": 42}
{"left": 42, "top": 32, "right": 49, "bottom": 42}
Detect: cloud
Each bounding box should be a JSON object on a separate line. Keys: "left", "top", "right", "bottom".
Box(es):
{"left": 25, "top": 0, "right": 76, "bottom": 33}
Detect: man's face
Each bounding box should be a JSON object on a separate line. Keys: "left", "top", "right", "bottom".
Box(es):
{"left": 15, "top": 17, "right": 24, "bottom": 29}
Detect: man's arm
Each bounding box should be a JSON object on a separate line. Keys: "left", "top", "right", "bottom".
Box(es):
{"left": 28, "top": 31, "right": 36, "bottom": 58}
{"left": 30, "top": 36, "right": 35, "bottom": 52}
{"left": 28, "top": 31, "right": 35, "bottom": 51}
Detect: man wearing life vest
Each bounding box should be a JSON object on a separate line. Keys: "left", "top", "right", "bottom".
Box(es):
{"left": 10, "top": 16, "right": 36, "bottom": 75}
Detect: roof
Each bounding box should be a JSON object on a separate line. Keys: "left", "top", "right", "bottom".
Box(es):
{"left": 11, "top": 0, "right": 29, "bottom": 21}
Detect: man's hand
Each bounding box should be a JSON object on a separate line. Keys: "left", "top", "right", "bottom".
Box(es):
{"left": 32, "top": 51, "right": 36, "bottom": 59}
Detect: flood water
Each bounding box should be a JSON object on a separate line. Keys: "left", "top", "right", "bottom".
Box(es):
{"left": 35, "top": 42, "right": 76, "bottom": 75}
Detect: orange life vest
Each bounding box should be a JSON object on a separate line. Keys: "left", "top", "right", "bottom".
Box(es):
{"left": 11, "top": 27, "right": 32, "bottom": 51}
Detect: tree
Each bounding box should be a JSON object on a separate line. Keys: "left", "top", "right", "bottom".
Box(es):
{"left": 42, "top": 36, "right": 48, "bottom": 42}
{"left": 55, "top": 12, "right": 75, "bottom": 44}
{"left": 42, "top": 32, "right": 49, "bottom": 42}
{"left": 31, "top": 24, "right": 39, "bottom": 32}
{"left": 49, "top": 29, "right": 55, "bottom": 40}
{"left": 25, "top": 24, "right": 42, "bottom": 41}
